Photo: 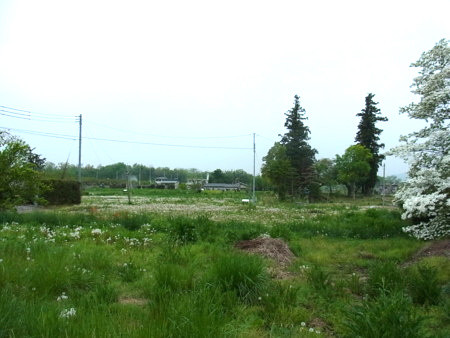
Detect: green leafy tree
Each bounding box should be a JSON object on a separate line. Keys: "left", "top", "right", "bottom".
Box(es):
{"left": 355, "top": 93, "right": 388, "bottom": 195}
{"left": 261, "top": 142, "right": 296, "bottom": 200}
{"left": 315, "top": 158, "right": 337, "bottom": 195}
{"left": 336, "top": 145, "right": 373, "bottom": 198}
{"left": 280, "top": 95, "right": 318, "bottom": 197}
{"left": 0, "top": 132, "right": 46, "bottom": 209}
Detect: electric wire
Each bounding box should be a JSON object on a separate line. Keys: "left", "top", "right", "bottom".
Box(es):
{"left": 0, "top": 110, "right": 78, "bottom": 123}
{"left": 0, "top": 126, "right": 252, "bottom": 150}
{"left": 0, "top": 105, "right": 77, "bottom": 119}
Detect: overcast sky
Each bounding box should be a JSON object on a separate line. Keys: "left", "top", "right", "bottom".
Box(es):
{"left": 0, "top": 0, "right": 448, "bottom": 176}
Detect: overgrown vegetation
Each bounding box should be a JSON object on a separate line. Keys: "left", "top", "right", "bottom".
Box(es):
{"left": 0, "top": 188, "right": 448, "bottom": 337}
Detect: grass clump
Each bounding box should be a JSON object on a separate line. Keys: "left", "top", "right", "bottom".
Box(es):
{"left": 367, "top": 260, "right": 405, "bottom": 297}
{"left": 211, "top": 251, "right": 268, "bottom": 303}
{"left": 407, "top": 264, "right": 442, "bottom": 305}
{"left": 341, "top": 290, "right": 424, "bottom": 338}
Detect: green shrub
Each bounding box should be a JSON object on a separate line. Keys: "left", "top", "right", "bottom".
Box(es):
{"left": 341, "top": 291, "right": 424, "bottom": 338}
{"left": 42, "top": 179, "right": 81, "bottom": 205}
{"left": 211, "top": 252, "right": 267, "bottom": 303}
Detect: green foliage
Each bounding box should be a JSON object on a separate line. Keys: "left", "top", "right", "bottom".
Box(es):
{"left": 42, "top": 179, "right": 81, "bottom": 205}
{"left": 407, "top": 264, "right": 442, "bottom": 305}
{"left": 280, "top": 95, "right": 317, "bottom": 192}
{"left": 341, "top": 290, "right": 424, "bottom": 338}
{"left": 211, "top": 252, "right": 268, "bottom": 303}
{"left": 336, "top": 145, "right": 373, "bottom": 198}
{"left": 261, "top": 142, "right": 295, "bottom": 200}
{"left": 367, "top": 260, "right": 405, "bottom": 297}
{"left": 315, "top": 158, "right": 337, "bottom": 194}
{"left": 0, "top": 132, "right": 46, "bottom": 209}
{"left": 262, "top": 95, "right": 318, "bottom": 200}
{"left": 305, "top": 265, "right": 330, "bottom": 292}
{"left": 355, "top": 93, "right": 388, "bottom": 195}
{"left": 286, "top": 208, "right": 407, "bottom": 239}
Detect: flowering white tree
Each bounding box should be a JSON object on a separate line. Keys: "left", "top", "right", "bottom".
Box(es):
{"left": 390, "top": 39, "right": 449, "bottom": 240}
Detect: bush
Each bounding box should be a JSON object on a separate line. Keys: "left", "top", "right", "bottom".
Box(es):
{"left": 42, "top": 179, "right": 81, "bottom": 205}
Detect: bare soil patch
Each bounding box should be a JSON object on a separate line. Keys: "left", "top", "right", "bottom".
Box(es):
{"left": 118, "top": 297, "right": 148, "bottom": 306}
{"left": 235, "top": 238, "right": 295, "bottom": 266}
{"left": 403, "top": 239, "right": 449, "bottom": 267}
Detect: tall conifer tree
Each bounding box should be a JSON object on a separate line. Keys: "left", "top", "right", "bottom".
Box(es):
{"left": 280, "top": 95, "right": 317, "bottom": 196}
{"left": 355, "top": 93, "right": 388, "bottom": 195}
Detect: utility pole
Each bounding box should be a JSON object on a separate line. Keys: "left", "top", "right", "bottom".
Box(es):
{"left": 252, "top": 133, "right": 256, "bottom": 203}
{"left": 382, "top": 162, "right": 386, "bottom": 206}
{"left": 78, "top": 114, "right": 82, "bottom": 183}
{"left": 138, "top": 166, "right": 141, "bottom": 187}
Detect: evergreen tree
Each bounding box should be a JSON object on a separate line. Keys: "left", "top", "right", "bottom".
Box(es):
{"left": 280, "top": 95, "right": 317, "bottom": 197}
{"left": 355, "top": 93, "right": 388, "bottom": 195}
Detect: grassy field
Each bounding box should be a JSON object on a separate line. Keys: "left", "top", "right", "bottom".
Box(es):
{"left": 0, "top": 189, "right": 448, "bottom": 337}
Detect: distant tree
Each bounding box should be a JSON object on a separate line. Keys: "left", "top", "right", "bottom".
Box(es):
{"left": 335, "top": 145, "right": 373, "bottom": 198}
{"left": 315, "top": 158, "right": 337, "bottom": 194}
{"left": 355, "top": 93, "right": 388, "bottom": 195}
{"left": 261, "top": 142, "right": 296, "bottom": 200}
{"left": 209, "top": 169, "right": 226, "bottom": 183}
{"left": 0, "top": 132, "right": 46, "bottom": 209}
{"left": 280, "top": 95, "right": 318, "bottom": 197}
{"left": 390, "top": 39, "right": 449, "bottom": 240}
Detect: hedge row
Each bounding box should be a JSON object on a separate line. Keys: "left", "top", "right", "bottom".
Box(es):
{"left": 42, "top": 179, "right": 81, "bottom": 205}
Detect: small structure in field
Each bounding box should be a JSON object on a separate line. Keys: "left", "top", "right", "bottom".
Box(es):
{"left": 155, "top": 177, "right": 179, "bottom": 189}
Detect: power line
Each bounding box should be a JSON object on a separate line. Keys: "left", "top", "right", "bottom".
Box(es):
{"left": 0, "top": 126, "right": 252, "bottom": 150}
{"left": 0, "top": 105, "right": 77, "bottom": 119}
{"left": 0, "top": 110, "right": 78, "bottom": 123}
{"left": 0, "top": 126, "right": 77, "bottom": 140}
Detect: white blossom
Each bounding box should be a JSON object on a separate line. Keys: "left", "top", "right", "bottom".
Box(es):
{"left": 59, "top": 308, "right": 76, "bottom": 318}
{"left": 390, "top": 39, "right": 450, "bottom": 240}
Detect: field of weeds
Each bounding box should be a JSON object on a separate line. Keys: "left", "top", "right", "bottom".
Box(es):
{"left": 0, "top": 189, "right": 448, "bottom": 337}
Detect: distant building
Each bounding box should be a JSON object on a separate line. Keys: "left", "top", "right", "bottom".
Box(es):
{"left": 155, "top": 177, "right": 179, "bottom": 189}
{"left": 203, "top": 183, "right": 246, "bottom": 191}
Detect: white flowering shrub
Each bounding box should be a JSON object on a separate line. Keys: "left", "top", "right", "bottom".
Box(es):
{"left": 390, "top": 39, "right": 450, "bottom": 240}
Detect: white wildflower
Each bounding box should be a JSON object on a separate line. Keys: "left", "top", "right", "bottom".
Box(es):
{"left": 57, "top": 292, "right": 68, "bottom": 301}
{"left": 59, "top": 307, "right": 76, "bottom": 318}
{"left": 91, "top": 228, "right": 102, "bottom": 236}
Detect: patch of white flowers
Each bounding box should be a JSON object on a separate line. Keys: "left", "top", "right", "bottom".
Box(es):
{"left": 59, "top": 307, "right": 76, "bottom": 319}
{"left": 91, "top": 228, "right": 102, "bottom": 236}
{"left": 57, "top": 292, "right": 68, "bottom": 301}
{"left": 390, "top": 39, "right": 450, "bottom": 240}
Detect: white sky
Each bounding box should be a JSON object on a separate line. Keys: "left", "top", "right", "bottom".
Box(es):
{"left": 0, "top": 0, "right": 448, "bottom": 176}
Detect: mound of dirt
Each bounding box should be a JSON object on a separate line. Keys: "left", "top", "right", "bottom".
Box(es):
{"left": 235, "top": 237, "right": 295, "bottom": 266}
